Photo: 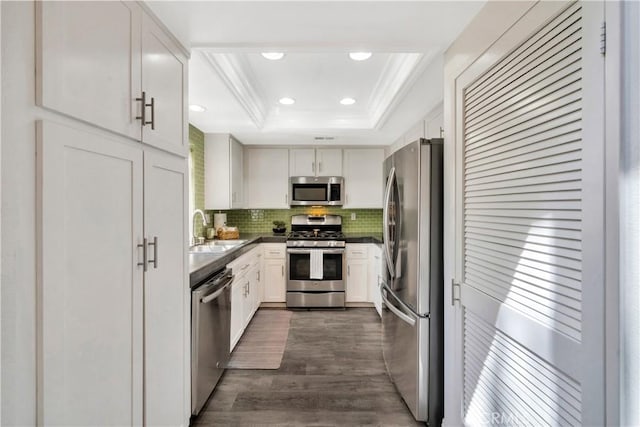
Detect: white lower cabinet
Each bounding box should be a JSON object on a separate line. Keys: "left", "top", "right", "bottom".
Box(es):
{"left": 369, "top": 245, "right": 383, "bottom": 317}
{"left": 37, "top": 120, "right": 188, "bottom": 426}
{"left": 229, "top": 246, "right": 263, "bottom": 351}
{"left": 346, "top": 244, "right": 369, "bottom": 302}
{"left": 230, "top": 273, "right": 246, "bottom": 351}
{"left": 263, "top": 244, "right": 287, "bottom": 303}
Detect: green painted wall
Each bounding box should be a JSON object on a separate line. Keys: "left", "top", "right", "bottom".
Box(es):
{"left": 189, "top": 124, "right": 206, "bottom": 237}
{"left": 207, "top": 207, "right": 382, "bottom": 234}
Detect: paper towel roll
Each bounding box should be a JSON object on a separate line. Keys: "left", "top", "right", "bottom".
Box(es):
{"left": 213, "top": 213, "right": 227, "bottom": 232}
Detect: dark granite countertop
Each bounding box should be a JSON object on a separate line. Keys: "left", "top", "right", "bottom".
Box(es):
{"left": 189, "top": 232, "right": 382, "bottom": 287}
{"left": 344, "top": 233, "right": 383, "bottom": 244}
{"left": 189, "top": 233, "right": 287, "bottom": 287}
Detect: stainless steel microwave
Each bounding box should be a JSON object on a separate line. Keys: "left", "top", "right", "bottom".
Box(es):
{"left": 289, "top": 176, "right": 344, "bottom": 206}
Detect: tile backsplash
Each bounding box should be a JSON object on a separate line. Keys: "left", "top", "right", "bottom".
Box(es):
{"left": 189, "top": 124, "right": 206, "bottom": 237}
{"left": 207, "top": 207, "right": 382, "bottom": 234}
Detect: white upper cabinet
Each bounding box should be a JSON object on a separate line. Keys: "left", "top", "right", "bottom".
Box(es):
{"left": 140, "top": 12, "right": 188, "bottom": 156}
{"left": 289, "top": 148, "right": 342, "bottom": 177}
{"left": 316, "top": 148, "right": 342, "bottom": 176}
{"left": 246, "top": 148, "right": 289, "bottom": 208}
{"left": 205, "top": 134, "right": 244, "bottom": 209}
{"left": 36, "top": 2, "right": 188, "bottom": 157}
{"left": 342, "top": 149, "right": 384, "bottom": 208}
{"left": 289, "top": 149, "right": 315, "bottom": 176}
{"left": 37, "top": 1, "right": 142, "bottom": 141}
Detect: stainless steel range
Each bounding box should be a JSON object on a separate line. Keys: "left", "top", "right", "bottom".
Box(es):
{"left": 286, "top": 214, "right": 346, "bottom": 308}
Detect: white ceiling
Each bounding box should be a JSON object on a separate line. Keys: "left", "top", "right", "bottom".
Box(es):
{"left": 146, "top": 1, "right": 486, "bottom": 146}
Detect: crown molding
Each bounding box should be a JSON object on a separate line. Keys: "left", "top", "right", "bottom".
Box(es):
{"left": 200, "top": 51, "right": 267, "bottom": 129}
{"left": 368, "top": 52, "right": 428, "bottom": 130}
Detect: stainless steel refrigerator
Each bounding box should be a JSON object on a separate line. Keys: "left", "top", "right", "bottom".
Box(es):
{"left": 381, "top": 138, "right": 443, "bottom": 425}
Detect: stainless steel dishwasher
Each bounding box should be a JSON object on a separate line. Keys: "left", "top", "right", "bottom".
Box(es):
{"left": 191, "top": 267, "right": 233, "bottom": 416}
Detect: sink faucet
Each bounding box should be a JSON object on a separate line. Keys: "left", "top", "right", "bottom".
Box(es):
{"left": 192, "top": 209, "right": 208, "bottom": 246}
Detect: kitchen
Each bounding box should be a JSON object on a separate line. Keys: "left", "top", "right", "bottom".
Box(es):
{"left": 1, "top": 1, "right": 638, "bottom": 427}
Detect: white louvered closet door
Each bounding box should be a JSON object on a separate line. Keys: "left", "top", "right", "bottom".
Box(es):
{"left": 456, "top": 2, "right": 605, "bottom": 426}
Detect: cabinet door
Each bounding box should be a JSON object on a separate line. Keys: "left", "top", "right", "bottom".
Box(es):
{"left": 346, "top": 259, "right": 369, "bottom": 302}
{"left": 316, "top": 148, "right": 342, "bottom": 176}
{"left": 230, "top": 276, "right": 245, "bottom": 351}
{"left": 37, "top": 121, "right": 144, "bottom": 426}
{"left": 343, "top": 149, "right": 384, "bottom": 208}
{"left": 143, "top": 149, "right": 188, "bottom": 426}
{"left": 230, "top": 137, "right": 244, "bottom": 208}
{"left": 244, "top": 267, "right": 259, "bottom": 326}
{"left": 37, "top": 1, "right": 142, "bottom": 140}
{"left": 369, "top": 245, "right": 383, "bottom": 317}
{"left": 246, "top": 148, "right": 289, "bottom": 208}
{"left": 141, "top": 12, "right": 188, "bottom": 156}
{"left": 289, "top": 148, "right": 315, "bottom": 176}
{"left": 264, "top": 259, "right": 286, "bottom": 302}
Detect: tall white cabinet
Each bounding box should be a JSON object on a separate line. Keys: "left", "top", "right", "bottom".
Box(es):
{"left": 35, "top": 3, "right": 189, "bottom": 426}
{"left": 37, "top": 122, "right": 145, "bottom": 426}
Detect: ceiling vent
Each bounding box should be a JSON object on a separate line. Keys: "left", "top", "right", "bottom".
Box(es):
{"left": 314, "top": 136, "right": 336, "bottom": 141}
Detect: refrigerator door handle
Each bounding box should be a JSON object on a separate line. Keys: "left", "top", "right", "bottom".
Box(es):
{"left": 382, "top": 166, "right": 396, "bottom": 278}
{"left": 381, "top": 286, "right": 416, "bottom": 326}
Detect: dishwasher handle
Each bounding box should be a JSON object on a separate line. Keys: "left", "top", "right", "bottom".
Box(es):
{"left": 201, "top": 278, "right": 233, "bottom": 304}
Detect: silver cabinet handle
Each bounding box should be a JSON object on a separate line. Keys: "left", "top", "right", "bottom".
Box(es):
{"left": 285, "top": 193, "right": 288, "bottom": 204}
{"left": 148, "top": 96, "right": 155, "bottom": 130}
{"left": 281, "top": 265, "right": 284, "bottom": 276}
{"left": 148, "top": 236, "right": 158, "bottom": 269}
{"left": 240, "top": 263, "right": 250, "bottom": 271}
{"left": 312, "top": 161, "right": 315, "bottom": 174}
{"left": 135, "top": 92, "right": 147, "bottom": 125}
{"left": 137, "top": 237, "right": 148, "bottom": 272}
{"left": 135, "top": 92, "right": 154, "bottom": 128}
{"left": 348, "top": 265, "right": 350, "bottom": 276}
{"left": 257, "top": 271, "right": 260, "bottom": 281}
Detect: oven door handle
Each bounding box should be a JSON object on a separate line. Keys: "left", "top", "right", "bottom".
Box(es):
{"left": 286, "top": 249, "right": 345, "bottom": 255}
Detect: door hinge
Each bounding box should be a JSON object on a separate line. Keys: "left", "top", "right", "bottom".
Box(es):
{"left": 600, "top": 21, "right": 606, "bottom": 56}
{"left": 451, "top": 279, "right": 461, "bottom": 306}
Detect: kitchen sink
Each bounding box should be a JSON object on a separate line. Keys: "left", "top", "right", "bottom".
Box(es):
{"left": 188, "top": 239, "right": 248, "bottom": 254}
{"left": 189, "top": 245, "right": 227, "bottom": 254}
{"left": 212, "top": 239, "right": 248, "bottom": 247}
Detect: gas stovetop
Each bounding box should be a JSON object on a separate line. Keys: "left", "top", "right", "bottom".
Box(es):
{"left": 287, "top": 230, "right": 346, "bottom": 240}
{"left": 286, "top": 214, "right": 346, "bottom": 248}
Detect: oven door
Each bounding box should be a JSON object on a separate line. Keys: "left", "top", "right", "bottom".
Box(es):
{"left": 287, "top": 248, "right": 344, "bottom": 291}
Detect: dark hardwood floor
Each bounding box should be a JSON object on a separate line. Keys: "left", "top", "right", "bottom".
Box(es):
{"left": 192, "top": 308, "right": 424, "bottom": 427}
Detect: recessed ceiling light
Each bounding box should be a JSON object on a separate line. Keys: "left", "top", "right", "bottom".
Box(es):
{"left": 279, "top": 97, "right": 295, "bottom": 105}
{"left": 340, "top": 97, "right": 356, "bottom": 106}
{"left": 189, "top": 104, "right": 207, "bottom": 112}
{"left": 262, "top": 52, "right": 285, "bottom": 60}
{"left": 349, "top": 52, "right": 372, "bottom": 61}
